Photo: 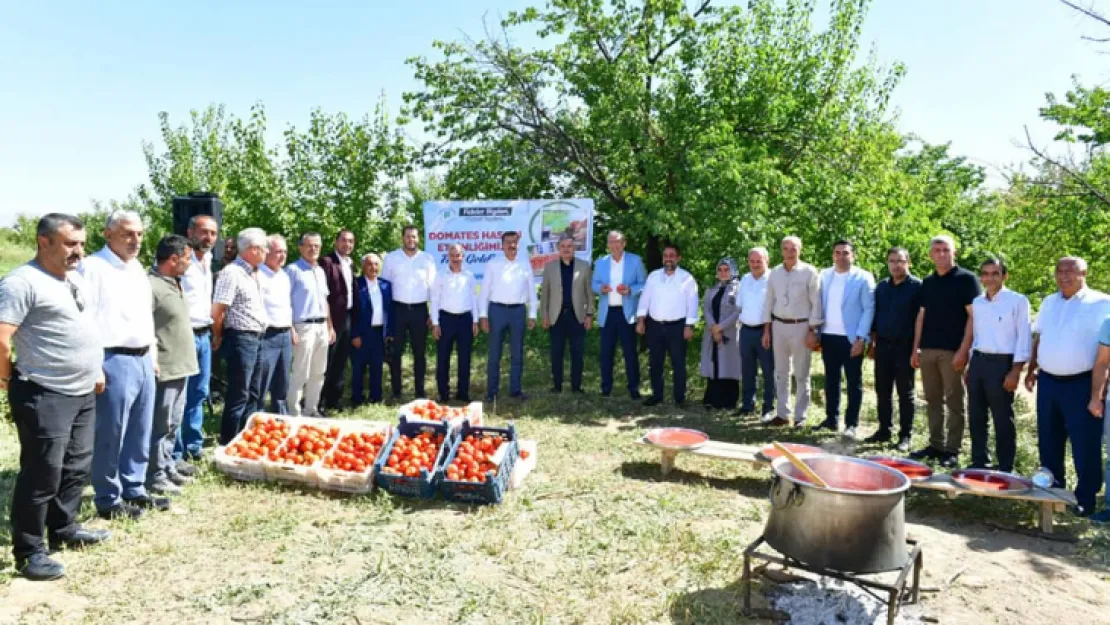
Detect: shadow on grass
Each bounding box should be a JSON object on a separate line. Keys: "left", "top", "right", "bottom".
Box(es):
{"left": 667, "top": 578, "right": 758, "bottom": 625}
{"left": 619, "top": 461, "right": 770, "bottom": 499}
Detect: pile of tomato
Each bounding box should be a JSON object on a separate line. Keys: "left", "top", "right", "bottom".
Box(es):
{"left": 226, "top": 416, "right": 291, "bottom": 460}
{"left": 409, "top": 400, "right": 468, "bottom": 423}
{"left": 267, "top": 424, "right": 341, "bottom": 466}
{"left": 321, "top": 430, "right": 387, "bottom": 474}
{"left": 380, "top": 430, "right": 446, "bottom": 478}
{"left": 445, "top": 433, "right": 508, "bottom": 484}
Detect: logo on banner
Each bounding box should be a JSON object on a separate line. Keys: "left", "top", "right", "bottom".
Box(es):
{"left": 459, "top": 206, "right": 512, "bottom": 217}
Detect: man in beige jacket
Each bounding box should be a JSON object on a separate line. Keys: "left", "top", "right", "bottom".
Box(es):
{"left": 541, "top": 235, "right": 595, "bottom": 393}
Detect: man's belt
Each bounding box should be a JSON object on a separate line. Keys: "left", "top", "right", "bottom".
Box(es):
{"left": 192, "top": 326, "right": 211, "bottom": 336}
{"left": 394, "top": 301, "right": 428, "bottom": 308}
{"left": 105, "top": 346, "right": 149, "bottom": 356}
{"left": 298, "top": 317, "right": 327, "bottom": 324}
{"left": 772, "top": 315, "right": 808, "bottom": 324}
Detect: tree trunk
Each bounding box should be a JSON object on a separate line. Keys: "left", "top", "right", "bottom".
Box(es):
{"left": 644, "top": 232, "right": 663, "bottom": 273}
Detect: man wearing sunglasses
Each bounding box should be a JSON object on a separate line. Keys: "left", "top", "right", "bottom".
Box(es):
{"left": 0, "top": 214, "right": 108, "bottom": 581}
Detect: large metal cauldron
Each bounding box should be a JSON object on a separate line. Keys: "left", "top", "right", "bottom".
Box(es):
{"left": 765, "top": 454, "right": 911, "bottom": 574}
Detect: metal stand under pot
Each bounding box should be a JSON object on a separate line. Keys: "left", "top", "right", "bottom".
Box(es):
{"left": 741, "top": 536, "right": 923, "bottom": 625}
{"left": 744, "top": 453, "right": 924, "bottom": 625}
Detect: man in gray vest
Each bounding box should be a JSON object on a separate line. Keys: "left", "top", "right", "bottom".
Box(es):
{"left": 0, "top": 214, "right": 109, "bottom": 580}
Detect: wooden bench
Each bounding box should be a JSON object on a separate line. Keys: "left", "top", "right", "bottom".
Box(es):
{"left": 636, "top": 438, "right": 1077, "bottom": 535}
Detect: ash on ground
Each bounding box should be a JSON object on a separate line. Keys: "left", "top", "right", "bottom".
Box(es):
{"left": 767, "top": 576, "right": 926, "bottom": 625}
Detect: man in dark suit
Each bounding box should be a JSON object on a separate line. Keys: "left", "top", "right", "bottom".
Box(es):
{"left": 351, "top": 254, "right": 393, "bottom": 404}
{"left": 318, "top": 230, "right": 356, "bottom": 413}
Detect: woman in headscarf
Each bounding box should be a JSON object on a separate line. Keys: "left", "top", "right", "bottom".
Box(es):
{"left": 700, "top": 257, "right": 742, "bottom": 409}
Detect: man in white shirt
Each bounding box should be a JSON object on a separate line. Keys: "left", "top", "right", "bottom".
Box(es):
{"left": 480, "top": 231, "right": 537, "bottom": 401}
{"left": 80, "top": 210, "right": 168, "bottom": 519}
{"left": 257, "top": 235, "right": 294, "bottom": 415}
{"left": 636, "top": 243, "right": 699, "bottom": 406}
{"left": 736, "top": 247, "right": 774, "bottom": 417}
{"left": 431, "top": 244, "right": 479, "bottom": 402}
{"left": 966, "top": 258, "right": 1030, "bottom": 473}
{"left": 284, "top": 232, "right": 335, "bottom": 416}
{"left": 382, "top": 225, "right": 437, "bottom": 400}
{"left": 1025, "top": 256, "right": 1110, "bottom": 516}
{"left": 591, "top": 231, "right": 646, "bottom": 399}
{"left": 177, "top": 214, "right": 218, "bottom": 467}
{"left": 815, "top": 240, "right": 875, "bottom": 439}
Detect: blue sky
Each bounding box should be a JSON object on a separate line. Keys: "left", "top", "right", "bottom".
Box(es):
{"left": 0, "top": 0, "right": 1106, "bottom": 226}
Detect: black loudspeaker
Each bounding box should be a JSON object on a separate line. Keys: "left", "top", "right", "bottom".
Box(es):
{"left": 172, "top": 192, "right": 224, "bottom": 236}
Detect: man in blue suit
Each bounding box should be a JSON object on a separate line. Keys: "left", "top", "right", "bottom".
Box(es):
{"left": 350, "top": 253, "right": 394, "bottom": 405}
{"left": 816, "top": 239, "right": 875, "bottom": 439}
{"left": 592, "top": 231, "right": 646, "bottom": 398}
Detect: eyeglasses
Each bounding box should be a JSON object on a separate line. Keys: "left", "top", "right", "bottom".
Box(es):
{"left": 66, "top": 279, "right": 85, "bottom": 312}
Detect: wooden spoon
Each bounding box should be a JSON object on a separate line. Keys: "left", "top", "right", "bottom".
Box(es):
{"left": 772, "top": 441, "right": 829, "bottom": 488}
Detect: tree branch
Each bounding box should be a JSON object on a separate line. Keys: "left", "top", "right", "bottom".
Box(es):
{"left": 1025, "top": 125, "right": 1110, "bottom": 207}
{"left": 647, "top": 0, "right": 712, "bottom": 65}
{"left": 1058, "top": 0, "right": 1110, "bottom": 29}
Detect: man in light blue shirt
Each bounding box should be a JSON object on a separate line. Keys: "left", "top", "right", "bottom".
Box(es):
{"left": 815, "top": 239, "right": 874, "bottom": 440}
{"left": 284, "top": 233, "right": 335, "bottom": 416}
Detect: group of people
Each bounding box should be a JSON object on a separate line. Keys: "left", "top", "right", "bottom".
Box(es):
{"left": 5, "top": 211, "right": 1110, "bottom": 583}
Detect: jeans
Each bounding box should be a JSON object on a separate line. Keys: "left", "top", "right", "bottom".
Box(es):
{"left": 9, "top": 377, "right": 96, "bottom": 560}
{"left": 258, "top": 328, "right": 292, "bottom": 414}
{"left": 820, "top": 334, "right": 864, "bottom": 428}
{"left": 486, "top": 303, "right": 526, "bottom": 398}
{"left": 550, "top": 311, "right": 585, "bottom": 391}
{"left": 176, "top": 332, "right": 210, "bottom": 460}
{"left": 219, "top": 329, "right": 265, "bottom": 445}
{"left": 600, "top": 305, "right": 640, "bottom": 397}
{"left": 92, "top": 351, "right": 156, "bottom": 511}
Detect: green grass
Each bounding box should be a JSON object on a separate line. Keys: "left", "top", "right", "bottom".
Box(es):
{"left": 2, "top": 239, "right": 1110, "bottom": 623}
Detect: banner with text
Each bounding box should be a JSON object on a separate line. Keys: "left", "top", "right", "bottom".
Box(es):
{"left": 422, "top": 199, "right": 595, "bottom": 283}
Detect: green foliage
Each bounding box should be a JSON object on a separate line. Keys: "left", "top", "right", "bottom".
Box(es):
{"left": 403, "top": 0, "right": 1006, "bottom": 284}
{"left": 115, "top": 99, "right": 414, "bottom": 265}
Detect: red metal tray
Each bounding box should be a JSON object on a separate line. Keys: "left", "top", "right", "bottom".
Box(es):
{"left": 643, "top": 428, "right": 709, "bottom": 450}
{"left": 864, "top": 456, "right": 934, "bottom": 481}
{"left": 949, "top": 469, "right": 1032, "bottom": 493}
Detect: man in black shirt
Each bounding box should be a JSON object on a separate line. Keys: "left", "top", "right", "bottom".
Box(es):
{"left": 910, "top": 235, "right": 981, "bottom": 467}
{"left": 867, "top": 247, "right": 921, "bottom": 451}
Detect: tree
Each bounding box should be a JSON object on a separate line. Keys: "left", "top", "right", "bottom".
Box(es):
{"left": 405, "top": 0, "right": 915, "bottom": 275}
{"left": 121, "top": 99, "right": 414, "bottom": 264}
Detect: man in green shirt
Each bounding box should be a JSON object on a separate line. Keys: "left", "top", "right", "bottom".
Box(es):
{"left": 147, "top": 235, "right": 200, "bottom": 495}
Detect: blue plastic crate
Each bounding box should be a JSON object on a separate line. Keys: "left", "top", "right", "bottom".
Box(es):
{"left": 372, "top": 416, "right": 451, "bottom": 499}
{"left": 438, "top": 420, "right": 519, "bottom": 505}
